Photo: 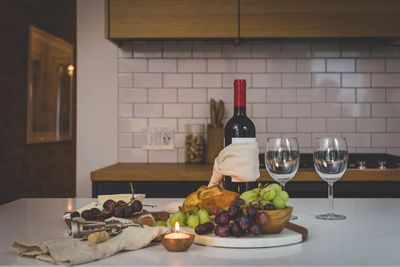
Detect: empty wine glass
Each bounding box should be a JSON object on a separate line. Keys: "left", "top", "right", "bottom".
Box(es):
{"left": 265, "top": 137, "right": 300, "bottom": 219}
{"left": 313, "top": 137, "right": 348, "bottom": 220}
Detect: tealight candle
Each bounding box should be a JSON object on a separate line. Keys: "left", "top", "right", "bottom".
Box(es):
{"left": 162, "top": 222, "right": 194, "bottom": 252}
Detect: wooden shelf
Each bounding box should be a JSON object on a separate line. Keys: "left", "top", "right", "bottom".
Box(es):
{"left": 91, "top": 163, "right": 400, "bottom": 182}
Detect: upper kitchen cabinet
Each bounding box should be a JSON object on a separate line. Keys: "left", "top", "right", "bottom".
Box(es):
{"left": 106, "top": 0, "right": 238, "bottom": 40}
{"left": 240, "top": 0, "right": 400, "bottom": 38}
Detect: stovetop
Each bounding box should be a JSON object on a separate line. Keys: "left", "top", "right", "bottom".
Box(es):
{"left": 259, "top": 153, "right": 400, "bottom": 170}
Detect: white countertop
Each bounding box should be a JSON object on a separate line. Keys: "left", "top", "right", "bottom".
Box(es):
{"left": 1, "top": 197, "right": 400, "bottom": 266}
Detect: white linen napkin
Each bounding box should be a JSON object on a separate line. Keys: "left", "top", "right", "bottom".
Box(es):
{"left": 208, "top": 142, "right": 260, "bottom": 187}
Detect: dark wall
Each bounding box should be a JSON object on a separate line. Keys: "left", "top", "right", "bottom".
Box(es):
{"left": 0, "top": 0, "right": 76, "bottom": 204}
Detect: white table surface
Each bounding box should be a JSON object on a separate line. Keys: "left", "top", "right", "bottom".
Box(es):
{"left": 1, "top": 197, "right": 400, "bottom": 266}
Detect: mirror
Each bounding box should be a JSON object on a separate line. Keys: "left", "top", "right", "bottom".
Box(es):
{"left": 26, "top": 26, "right": 74, "bottom": 144}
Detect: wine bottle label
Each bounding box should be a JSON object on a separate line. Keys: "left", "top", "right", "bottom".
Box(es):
{"left": 231, "top": 137, "right": 256, "bottom": 144}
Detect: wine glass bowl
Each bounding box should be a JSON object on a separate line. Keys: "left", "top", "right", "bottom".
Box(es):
{"left": 313, "top": 137, "right": 348, "bottom": 220}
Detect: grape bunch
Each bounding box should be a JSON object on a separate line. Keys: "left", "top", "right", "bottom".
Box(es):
{"left": 212, "top": 198, "right": 266, "bottom": 237}
{"left": 168, "top": 209, "right": 211, "bottom": 229}
{"left": 239, "top": 183, "right": 289, "bottom": 210}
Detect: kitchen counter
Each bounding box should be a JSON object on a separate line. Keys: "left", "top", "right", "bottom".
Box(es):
{"left": 1, "top": 197, "right": 400, "bottom": 266}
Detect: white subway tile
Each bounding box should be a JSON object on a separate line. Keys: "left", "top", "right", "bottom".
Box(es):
{"left": 327, "top": 118, "right": 356, "bottom": 132}
{"left": 252, "top": 103, "right": 282, "bottom": 118}
{"left": 134, "top": 73, "right": 162, "bottom": 87}
{"left": 149, "top": 150, "right": 178, "bottom": 163}
{"left": 148, "top": 88, "right": 177, "bottom": 103}
{"left": 133, "top": 132, "right": 146, "bottom": 148}
{"left": 342, "top": 133, "right": 371, "bottom": 147}
{"left": 164, "top": 74, "right": 192, "bottom": 87}
{"left": 119, "top": 88, "right": 148, "bottom": 103}
{"left": 148, "top": 118, "right": 177, "bottom": 131}
{"left": 342, "top": 74, "right": 370, "bottom": 87}
{"left": 372, "top": 133, "right": 400, "bottom": 147}
{"left": 387, "top": 118, "right": 400, "bottom": 132}
{"left": 386, "top": 59, "right": 400, "bottom": 72}
{"left": 119, "top": 118, "right": 147, "bottom": 132}
{"left": 342, "top": 103, "right": 371, "bottom": 117}
{"left": 267, "top": 59, "right": 296, "bottom": 73}
{"left": 297, "top": 88, "right": 326, "bottom": 102}
{"left": 178, "top": 119, "right": 207, "bottom": 132}
{"left": 174, "top": 133, "right": 186, "bottom": 148}
{"left": 193, "top": 74, "right": 222, "bottom": 88}
{"left": 312, "top": 103, "right": 341, "bottom": 117}
{"left": 341, "top": 43, "right": 370, "bottom": 57}
{"left": 267, "top": 88, "right": 296, "bottom": 102}
{"left": 134, "top": 43, "right": 162, "bottom": 58}
{"left": 267, "top": 119, "right": 296, "bottom": 132}
{"left": 178, "top": 59, "right": 206, "bottom": 73}
{"left": 372, "top": 74, "right": 400, "bottom": 87}
{"left": 357, "top": 88, "right": 385, "bottom": 102}
{"left": 311, "top": 43, "right": 340, "bottom": 57}
{"left": 253, "top": 74, "right": 281, "bottom": 88}
{"left": 222, "top": 44, "right": 251, "bottom": 58}
{"left": 192, "top": 43, "right": 221, "bottom": 58}
{"left": 237, "top": 59, "right": 266, "bottom": 73}
{"left": 148, "top": 59, "right": 177, "bottom": 73}
{"left": 118, "top": 44, "right": 133, "bottom": 58}
{"left": 247, "top": 88, "right": 267, "bottom": 103}
{"left": 372, "top": 103, "right": 400, "bottom": 117}
{"left": 193, "top": 103, "right": 209, "bottom": 118}
{"left": 357, "top": 118, "right": 386, "bottom": 132}
{"left": 282, "top": 74, "right": 311, "bottom": 88}
{"left": 387, "top": 88, "right": 400, "bottom": 102}
{"left": 178, "top": 88, "right": 207, "bottom": 103}
{"left": 118, "top": 58, "right": 147, "bottom": 73}
{"left": 118, "top": 133, "right": 133, "bottom": 148}
{"left": 256, "top": 133, "right": 268, "bottom": 148}
{"left": 386, "top": 148, "right": 400, "bottom": 156}
{"left": 327, "top": 59, "right": 355, "bottom": 72}
{"left": 251, "top": 43, "right": 281, "bottom": 58}
{"left": 119, "top": 103, "right": 133, "bottom": 117}
{"left": 207, "top": 59, "right": 237, "bottom": 73}
{"left": 312, "top": 132, "right": 342, "bottom": 140}
{"left": 312, "top": 74, "right": 341, "bottom": 87}
{"left": 297, "top": 119, "right": 326, "bottom": 132}
{"left": 178, "top": 148, "right": 186, "bottom": 162}
{"left": 119, "top": 149, "right": 147, "bottom": 163}
{"left": 118, "top": 74, "right": 133, "bottom": 87}
{"left": 296, "top": 59, "right": 325, "bottom": 72}
{"left": 163, "top": 43, "right": 192, "bottom": 58}
{"left": 164, "top": 103, "right": 192, "bottom": 118}
{"left": 282, "top": 133, "right": 312, "bottom": 147}
{"left": 326, "top": 88, "right": 355, "bottom": 102}
{"left": 282, "top": 103, "right": 311, "bottom": 117}
{"left": 282, "top": 43, "right": 310, "bottom": 57}
{"left": 371, "top": 45, "right": 399, "bottom": 57}
{"left": 207, "top": 89, "right": 233, "bottom": 103}
{"left": 222, "top": 74, "right": 252, "bottom": 88}
{"left": 134, "top": 103, "right": 163, "bottom": 117}
{"left": 356, "top": 59, "right": 385, "bottom": 72}
{"left": 252, "top": 118, "right": 267, "bottom": 132}
{"left": 357, "top": 148, "right": 386, "bottom": 153}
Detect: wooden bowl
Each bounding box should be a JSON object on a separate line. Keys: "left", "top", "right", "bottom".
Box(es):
{"left": 259, "top": 206, "right": 293, "bottom": 234}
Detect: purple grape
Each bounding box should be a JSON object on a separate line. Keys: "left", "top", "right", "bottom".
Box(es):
{"left": 229, "top": 222, "right": 244, "bottom": 237}
{"left": 195, "top": 222, "right": 214, "bottom": 235}
{"left": 103, "top": 199, "right": 117, "bottom": 210}
{"left": 90, "top": 208, "right": 101, "bottom": 216}
{"left": 204, "top": 222, "right": 215, "bottom": 232}
{"left": 214, "top": 225, "right": 230, "bottom": 237}
{"left": 246, "top": 205, "right": 258, "bottom": 218}
{"left": 117, "top": 200, "right": 127, "bottom": 206}
{"left": 123, "top": 206, "right": 133, "bottom": 218}
{"left": 215, "top": 211, "right": 230, "bottom": 225}
{"left": 210, "top": 207, "right": 224, "bottom": 216}
{"left": 249, "top": 223, "right": 262, "bottom": 236}
{"left": 131, "top": 200, "right": 143, "bottom": 213}
{"left": 70, "top": 211, "right": 80, "bottom": 219}
{"left": 257, "top": 212, "right": 269, "bottom": 225}
{"left": 233, "top": 198, "right": 246, "bottom": 207}
{"left": 113, "top": 206, "right": 124, "bottom": 217}
{"left": 228, "top": 205, "right": 240, "bottom": 219}
{"left": 264, "top": 203, "right": 275, "bottom": 210}
{"left": 236, "top": 215, "right": 251, "bottom": 231}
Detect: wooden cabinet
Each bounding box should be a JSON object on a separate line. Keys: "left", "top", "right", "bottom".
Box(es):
{"left": 240, "top": 0, "right": 400, "bottom": 38}
{"left": 106, "top": 0, "right": 238, "bottom": 39}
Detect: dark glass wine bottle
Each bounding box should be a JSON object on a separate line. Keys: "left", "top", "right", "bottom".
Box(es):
{"left": 223, "top": 79, "right": 257, "bottom": 193}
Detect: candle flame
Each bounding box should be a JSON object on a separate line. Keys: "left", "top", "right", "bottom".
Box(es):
{"left": 174, "top": 221, "right": 180, "bottom": 233}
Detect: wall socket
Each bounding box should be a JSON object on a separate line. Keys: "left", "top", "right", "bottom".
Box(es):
{"left": 142, "top": 127, "right": 174, "bottom": 150}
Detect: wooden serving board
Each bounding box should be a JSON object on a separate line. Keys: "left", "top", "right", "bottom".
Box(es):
{"left": 182, "top": 223, "right": 308, "bottom": 248}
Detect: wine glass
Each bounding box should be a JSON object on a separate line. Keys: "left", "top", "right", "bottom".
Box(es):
{"left": 313, "top": 137, "right": 348, "bottom": 220}
{"left": 265, "top": 137, "right": 300, "bottom": 219}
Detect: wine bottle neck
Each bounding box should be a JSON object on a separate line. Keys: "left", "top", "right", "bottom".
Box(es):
{"left": 234, "top": 107, "right": 246, "bottom": 116}
{"left": 234, "top": 79, "right": 246, "bottom": 108}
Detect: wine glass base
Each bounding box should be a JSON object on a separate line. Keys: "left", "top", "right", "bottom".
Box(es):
{"left": 315, "top": 213, "right": 346, "bottom": 220}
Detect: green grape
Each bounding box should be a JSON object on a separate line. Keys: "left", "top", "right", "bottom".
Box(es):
{"left": 187, "top": 213, "right": 200, "bottom": 229}
{"left": 155, "top": 220, "right": 167, "bottom": 227}
{"left": 261, "top": 187, "right": 276, "bottom": 201}
{"left": 168, "top": 211, "right": 186, "bottom": 227}
{"left": 240, "top": 190, "right": 259, "bottom": 204}
{"left": 272, "top": 195, "right": 286, "bottom": 209}
{"left": 267, "top": 183, "right": 282, "bottom": 194}
{"left": 278, "top": 191, "right": 289, "bottom": 203}
{"left": 251, "top": 187, "right": 262, "bottom": 194}
{"left": 259, "top": 199, "right": 272, "bottom": 207}
{"left": 197, "top": 209, "right": 210, "bottom": 224}
{"left": 184, "top": 211, "right": 191, "bottom": 225}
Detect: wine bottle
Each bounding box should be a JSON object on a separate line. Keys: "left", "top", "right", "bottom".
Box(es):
{"left": 223, "top": 79, "right": 257, "bottom": 193}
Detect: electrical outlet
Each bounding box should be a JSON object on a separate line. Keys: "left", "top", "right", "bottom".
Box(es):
{"left": 142, "top": 127, "right": 174, "bottom": 150}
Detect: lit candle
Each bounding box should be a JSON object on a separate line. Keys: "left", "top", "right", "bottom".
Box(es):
{"left": 162, "top": 222, "right": 194, "bottom": 252}
{"left": 164, "top": 222, "right": 191, "bottom": 239}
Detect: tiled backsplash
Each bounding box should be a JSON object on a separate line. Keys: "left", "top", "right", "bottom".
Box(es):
{"left": 117, "top": 41, "right": 400, "bottom": 162}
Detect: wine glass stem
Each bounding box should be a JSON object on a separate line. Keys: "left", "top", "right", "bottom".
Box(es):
{"left": 328, "top": 182, "right": 334, "bottom": 215}
{"left": 281, "top": 182, "right": 286, "bottom": 191}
